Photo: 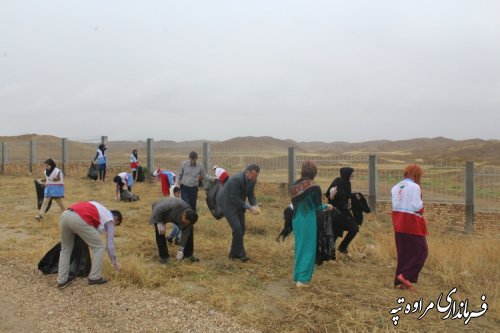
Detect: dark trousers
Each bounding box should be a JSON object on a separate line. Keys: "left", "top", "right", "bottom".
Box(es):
{"left": 180, "top": 184, "right": 198, "bottom": 211}
{"left": 98, "top": 164, "right": 106, "bottom": 181}
{"left": 336, "top": 215, "right": 359, "bottom": 253}
{"left": 225, "top": 210, "right": 246, "bottom": 258}
{"left": 394, "top": 232, "right": 428, "bottom": 285}
{"left": 154, "top": 223, "right": 194, "bottom": 259}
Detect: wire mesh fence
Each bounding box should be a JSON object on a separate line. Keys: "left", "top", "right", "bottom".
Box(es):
{"left": 1, "top": 137, "right": 499, "bottom": 212}
{"left": 377, "top": 160, "right": 466, "bottom": 204}
{"left": 296, "top": 154, "right": 370, "bottom": 194}
{"left": 211, "top": 144, "right": 289, "bottom": 183}
{"left": 67, "top": 137, "right": 102, "bottom": 163}
{"left": 475, "top": 165, "right": 500, "bottom": 212}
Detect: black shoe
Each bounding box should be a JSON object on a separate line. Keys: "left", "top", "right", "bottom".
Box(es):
{"left": 167, "top": 238, "right": 173, "bottom": 245}
{"left": 88, "top": 277, "right": 108, "bottom": 285}
{"left": 338, "top": 248, "right": 349, "bottom": 254}
{"left": 228, "top": 255, "right": 250, "bottom": 262}
{"left": 159, "top": 257, "right": 169, "bottom": 264}
{"left": 184, "top": 255, "right": 200, "bottom": 262}
{"left": 58, "top": 275, "right": 75, "bottom": 289}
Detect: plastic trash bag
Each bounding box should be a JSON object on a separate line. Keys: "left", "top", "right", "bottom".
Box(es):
{"left": 38, "top": 234, "right": 91, "bottom": 277}
{"left": 87, "top": 162, "right": 98, "bottom": 180}
{"left": 34, "top": 180, "right": 52, "bottom": 212}
{"left": 205, "top": 179, "right": 224, "bottom": 220}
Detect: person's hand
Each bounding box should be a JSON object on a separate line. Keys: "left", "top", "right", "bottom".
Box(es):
{"left": 157, "top": 223, "right": 166, "bottom": 235}
{"left": 325, "top": 204, "right": 333, "bottom": 212}
{"left": 113, "top": 261, "right": 122, "bottom": 271}
{"left": 249, "top": 206, "right": 260, "bottom": 215}
{"left": 329, "top": 186, "right": 337, "bottom": 200}
{"left": 176, "top": 250, "right": 184, "bottom": 261}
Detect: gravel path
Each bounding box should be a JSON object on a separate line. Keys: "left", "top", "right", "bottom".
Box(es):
{"left": 0, "top": 260, "right": 260, "bottom": 333}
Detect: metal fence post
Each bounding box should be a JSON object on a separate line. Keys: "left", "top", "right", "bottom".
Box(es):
{"left": 203, "top": 142, "right": 211, "bottom": 172}
{"left": 147, "top": 138, "right": 154, "bottom": 182}
{"left": 101, "top": 136, "right": 108, "bottom": 145}
{"left": 368, "top": 154, "right": 377, "bottom": 212}
{"left": 29, "top": 140, "right": 35, "bottom": 174}
{"left": 288, "top": 147, "right": 296, "bottom": 191}
{"left": 62, "top": 138, "right": 68, "bottom": 175}
{"left": 465, "top": 161, "right": 474, "bottom": 234}
{"left": 1, "top": 142, "right": 6, "bottom": 173}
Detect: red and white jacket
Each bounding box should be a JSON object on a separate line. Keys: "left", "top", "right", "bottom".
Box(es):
{"left": 69, "top": 201, "right": 113, "bottom": 233}
{"left": 391, "top": 179, "right": 428, "bottom": 236}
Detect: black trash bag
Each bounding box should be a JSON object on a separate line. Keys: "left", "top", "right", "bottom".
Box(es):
{"left": 135, "top": 165, "right": 145, "bottom": 182}
{"left": 276, "top": 205, "right": 294, "bottom": 242}
{"left": 316, "top": 210, "right": 336, "bottom": 265}
{"left": 120, "top": 190, "right": 140, "bottom": 202}
{"left": 38, "top": 234, "right": 91, "bottom": 277}
{"left": 351, "top": 192, "right": 371, "bottom": 225}
{"left": 34, "top": 180, "right": 52, "bottom": 212}
{"left": 87, "top": 162, "right": 98, "bottom": 180}
{"left": 205, "top": 179, "right": 224, "bottom": 220}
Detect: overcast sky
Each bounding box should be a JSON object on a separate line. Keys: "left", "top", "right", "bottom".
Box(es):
{"left": 1, "top": 1, "right": 499, "bottom": 143}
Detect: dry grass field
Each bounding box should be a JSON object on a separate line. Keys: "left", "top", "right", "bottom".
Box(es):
{"left": 0, "top": 173, "right": 499, "bottom": 332}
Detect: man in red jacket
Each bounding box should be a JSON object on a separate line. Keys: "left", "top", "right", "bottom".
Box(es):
{"left": 57, "top": 201, "right": 123, "bottom": 288}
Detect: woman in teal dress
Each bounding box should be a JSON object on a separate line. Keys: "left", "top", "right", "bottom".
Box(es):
{"left": 291, "top": 160, "right": 333, "bottom": 288}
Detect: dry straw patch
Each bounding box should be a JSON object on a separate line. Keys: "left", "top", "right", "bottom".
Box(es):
{"left": 0, "top": 174, "right": 498, "bottom": 332}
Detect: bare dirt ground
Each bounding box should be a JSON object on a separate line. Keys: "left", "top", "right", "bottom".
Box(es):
{"left": 0, "top": 259, "right": 260, "bottom": 333}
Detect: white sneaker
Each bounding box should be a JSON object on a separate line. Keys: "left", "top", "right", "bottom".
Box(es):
{"left": 296, "top": 281, "right": 310, "bottom": 288}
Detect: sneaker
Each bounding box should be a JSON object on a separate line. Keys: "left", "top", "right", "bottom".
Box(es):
{"left": 57, "top": 275, "right": 75, "bottom": 289}
{"left": 239, "top": 256, "right": 250, "bottom": 262}
{"left": 159, "top": 257, "right": 169, "bottom": 264}
{"left": 167, "top": 238, "right": 173, "bottom": 245}
{"left": 35, "top": 215, "right": 43, "bottom": 221}
{"left": 184, "top": 256, "right": 200, "bottom": 262}
{"left": 296, "top": 281, "right": 310, "bottom": 288}
{"left": 88, "top": 277, "right": 108, "bottom": 285}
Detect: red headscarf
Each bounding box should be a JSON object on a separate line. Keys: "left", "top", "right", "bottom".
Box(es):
{"left": 403, "top": 164, "right": 423, "bottom": 185}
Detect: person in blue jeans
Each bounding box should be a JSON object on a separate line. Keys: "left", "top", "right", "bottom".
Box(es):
{"left": 176, "top": 151, "right": 211, "bottom": 211}
{"left": 93, "top": 144, "right": 107, "bottom": 182}
{"left": 167, "top": 186, "right": 182, "bottom": 245}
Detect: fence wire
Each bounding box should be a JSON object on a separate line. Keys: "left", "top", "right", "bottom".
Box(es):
{"left": 1, "top": 138, "right": 499, "bottom": 212}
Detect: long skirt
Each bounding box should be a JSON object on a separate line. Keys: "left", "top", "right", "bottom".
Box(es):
{"left": 292, "top": 210, "right": 317, "bottom": 283}
{"left": 394, "top": 232, "right": 428, "bottom": 286}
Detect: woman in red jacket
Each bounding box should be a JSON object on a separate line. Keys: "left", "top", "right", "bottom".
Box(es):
{"left": 391, "top": 164, "right": 428, "bottom": 290}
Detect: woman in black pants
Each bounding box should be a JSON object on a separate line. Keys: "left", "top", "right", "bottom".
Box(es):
{"left": 326, "top": 167, "right": 359, "bottom": 255}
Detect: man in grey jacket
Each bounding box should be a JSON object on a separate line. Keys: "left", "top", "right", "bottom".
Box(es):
{"left": 216, "top": 164, "right": 260, "bottom": 262}
{"left": 176, "top": 151, "right": 211, "bottom": 211}
{"left": 148, "top": 197, "right": 199, "bottom": 264}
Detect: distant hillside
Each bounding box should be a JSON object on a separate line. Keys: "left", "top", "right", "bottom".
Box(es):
{"left": 212, "top": 136, "right": 307, "bottom": 153}
{"left": 1, "top": 134, "right": 499, "bottom": 164}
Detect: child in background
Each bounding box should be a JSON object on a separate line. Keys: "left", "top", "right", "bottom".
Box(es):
{"left": 213, "top": 165, "right": 229, "bottom": 185}
{"left": 130, "top": 149, "right": 139, "bottom": 181}
{"left": 35, "top": 158, "right": 65, "bottom": 221}
{"left": 153, "top": 168, "right": 176, "bottom": 197}
{"left": 113, "top": 172, "right": 134, "bottom": 201}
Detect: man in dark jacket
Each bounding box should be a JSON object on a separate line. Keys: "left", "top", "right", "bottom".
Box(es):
{"left": 148, "top": 197, "right": 199, "bottom": 264}
{"left": 216, "top": 164, "right": 260, "bottom": 262}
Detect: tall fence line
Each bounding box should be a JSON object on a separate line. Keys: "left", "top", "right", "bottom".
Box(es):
{"left": 1, "top": 137, "right": 499, "bottom": 226}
